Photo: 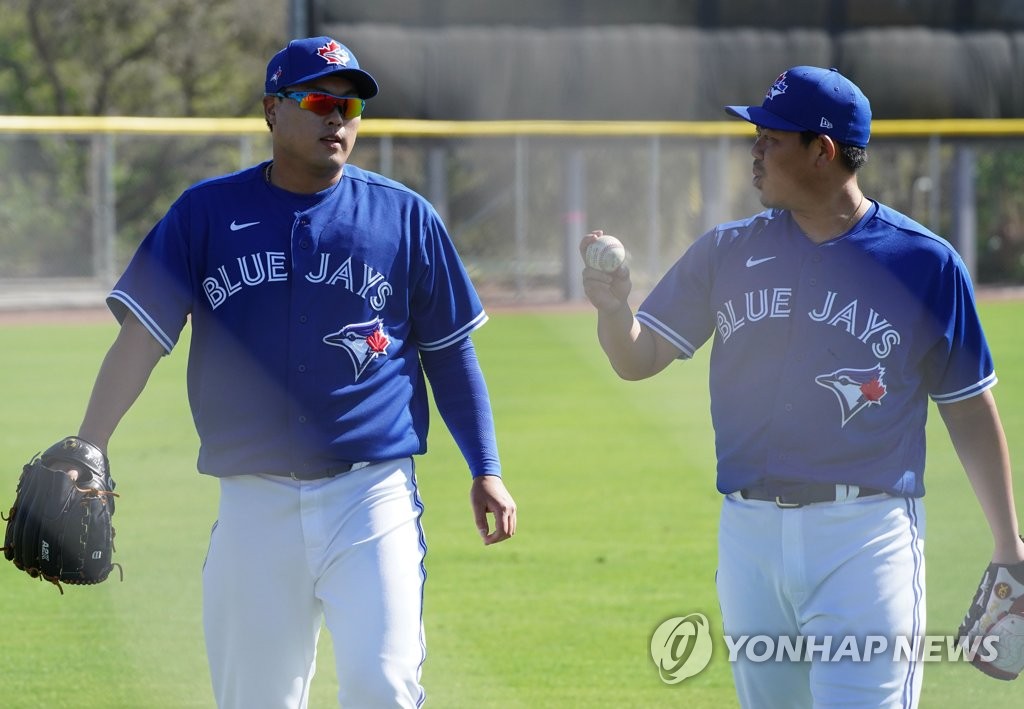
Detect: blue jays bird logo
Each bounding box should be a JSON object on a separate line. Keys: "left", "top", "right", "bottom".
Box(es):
{"left": 323, "top": 317, "right": 390, "bottom": 381}
{"left": 317, "top": 40, "right": 351, "bottom": 66}
{"left": 815, "top": 364, "right": 887, "bottom": 427}
{"left": 766, "top": 72, "right": 788, "bottom": 100}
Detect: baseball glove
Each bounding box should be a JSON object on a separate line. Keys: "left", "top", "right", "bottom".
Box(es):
{"left": 957, "top": 544, "right": 1024, "bottom": 680}
{"left": 2, "top": 436, "right": 120, "bottom": 593}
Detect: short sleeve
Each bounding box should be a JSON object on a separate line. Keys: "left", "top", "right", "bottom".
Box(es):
{"left": 923, "top": 252, "right": 996, "bottom": 403}
{"left": 637, "top": 230, "right": 718, "bottom": 358}
{"left": 409, "top": 209, "right": 486, "bottom": 351}
{"left": 106, "top": 198, "right": 193, "bottom": 353}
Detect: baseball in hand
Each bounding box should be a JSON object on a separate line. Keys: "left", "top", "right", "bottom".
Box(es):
{"left": 584, "top": 234, "right": 627, "bottom": 273}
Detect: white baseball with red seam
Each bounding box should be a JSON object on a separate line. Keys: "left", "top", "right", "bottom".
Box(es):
{"left": 585, "top": 234, "right": 627, "bottom": 273}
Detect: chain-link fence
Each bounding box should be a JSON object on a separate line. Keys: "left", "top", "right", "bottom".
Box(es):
{"left": 2, "top": 117, "right": 1023, "bottom": 311}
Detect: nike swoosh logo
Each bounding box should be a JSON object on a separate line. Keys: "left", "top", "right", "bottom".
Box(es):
{"left": 229, "top": 220, "right": 260, "bottom": 231}
{"left": 745, "top": 256, "right": 776, "bottom": 268}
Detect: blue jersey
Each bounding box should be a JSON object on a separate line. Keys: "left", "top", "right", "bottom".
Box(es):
{"left": 637, "top": 202, "right": 994, "bottom": 497}
{"left": 108, "top": 162, "right": 486, "bottom": 478}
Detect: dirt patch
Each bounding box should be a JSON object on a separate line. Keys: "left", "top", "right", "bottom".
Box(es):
{"left": 0, "top": 306, "right": 111, "bottom": 326}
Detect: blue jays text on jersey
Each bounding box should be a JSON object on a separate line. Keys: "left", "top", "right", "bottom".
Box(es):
{"left": 637, "top": 202, "right": 995, "bottom": 497}
{"left": 107, "top": 162, "right": 487, "bottom": 478}
{"left": 201, "top": 250, "right": 393, "bottom": 311}
{"left": 714, "top": 286, "right": 902, "bottom": 359}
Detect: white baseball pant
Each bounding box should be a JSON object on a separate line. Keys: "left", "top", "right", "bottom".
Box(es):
{"left": 716, "top": 491, "right": 926, "bottom": 708}
{"left": 202, "top": 458, "right": 427, "bottom": 708}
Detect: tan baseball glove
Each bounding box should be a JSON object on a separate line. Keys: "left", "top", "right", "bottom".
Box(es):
{"left": 957, "top": 546, "right": 1024, "bottom": 680}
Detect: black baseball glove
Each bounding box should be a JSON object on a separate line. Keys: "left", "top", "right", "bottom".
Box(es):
{"left": 3, "top": 437, "right": 120, "bottom": 593}
{"left": 956, "top": 545, "right": 1024, "bottom": 680}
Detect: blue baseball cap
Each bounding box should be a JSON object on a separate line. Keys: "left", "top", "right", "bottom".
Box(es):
{"left": 265, "top": 36, "right": 379, "bottom": 99}
{"left": 725, "top": 66, "right": 871, "bottom": 147}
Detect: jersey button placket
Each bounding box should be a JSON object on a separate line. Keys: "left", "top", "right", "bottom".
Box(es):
{"left": 807, "top": 251, "right": 822, "bottom": 288}
{"left": 763, "top": 249, "right": 819, "bottom": 473}
{"left": 290, "top": 214, "right": 315, "bottom": 434}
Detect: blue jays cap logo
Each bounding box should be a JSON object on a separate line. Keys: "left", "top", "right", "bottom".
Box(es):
{"left": 323, "top": 317, "right": 390, "bottom": 381}
{"left": 815, "top": 364, "right": 887, "bottom": 427}
{"left": 766, "top": 72, "right": 788, "bottom": 100}
{"left": 317, "top": 39, "right": 351, "bottom": 67}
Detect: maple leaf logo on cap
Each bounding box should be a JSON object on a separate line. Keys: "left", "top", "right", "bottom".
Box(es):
{"left": 317, "top": 40, "right": 351, "bottom": 66}
{"left": 766, "top": 72, "right": 788, "bottom": 100}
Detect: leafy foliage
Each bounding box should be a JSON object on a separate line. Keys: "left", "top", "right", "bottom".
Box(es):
{"left": 976, "top": 145, "right": 1024, "bottom": 283}
{"left": 0, "top": 0, "right": 283, "bottom": 117}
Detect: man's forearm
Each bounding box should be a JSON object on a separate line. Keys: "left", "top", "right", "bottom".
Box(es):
{"left": 79, "top": 315, "right": 165, "bottom": 450}
{"left": 940, "top": 390, "right": 1023, "bottom": 562}
{"left": 596, "top": 302, "right": 658, "bottom": 381}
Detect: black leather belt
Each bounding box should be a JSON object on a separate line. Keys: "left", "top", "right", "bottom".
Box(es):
{"left": 740, "top": 482, "right": 886, "bottom": 508}
{"left": 267, "top": 462, "right": 371, "bottom": 481}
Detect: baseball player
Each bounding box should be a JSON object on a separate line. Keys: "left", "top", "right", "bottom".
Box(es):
{"left": 581, "top": 66, "right": 1024, "bottom": 707}
{"left": 72, "top": 36, "right": 516, "bottom": 708}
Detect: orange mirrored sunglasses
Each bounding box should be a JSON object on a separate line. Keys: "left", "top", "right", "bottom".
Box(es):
{"left": 272, "top": 90, "right": 365, "bottom": 119}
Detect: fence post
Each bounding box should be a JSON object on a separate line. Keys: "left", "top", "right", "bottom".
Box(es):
{"left": 239, "top": 135, "right": 253, "bottom": 170}
{"left": 951, "top": 144, "right": 977, "bottom": 281}
{"left": 427, "top": 142, "right": 449, "bottom": 223}
{"left": 646, "top": 135, "right": 662, "bottom": 285}
{"left": 379, "top": 135, "right": 394, "bottom": 177}
{"left": 563, "top": 147, "right": 586, "bottom": 301}
{"left": 514, "top": 135, "right": 528, "bottom": 298}
{"left": 89, "top": 133, "right": 116, "bottom": 287}
{"left": 927, "top": 134, "right": 942, "bottom": 231}
{"left": 700, "top": 136, "right": 730, "bottom": 232}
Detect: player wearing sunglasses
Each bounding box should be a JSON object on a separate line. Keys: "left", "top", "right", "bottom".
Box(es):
{"left": 70, "top": 35, "right": 517, "bottom": 708}
{"left": 262, "top": 75, "right": 368, "bottom": 193}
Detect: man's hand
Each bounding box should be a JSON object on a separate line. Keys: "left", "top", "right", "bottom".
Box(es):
{"left": 471, "top": 475, "right": 517, "bottom": 545}
{"left": 580, "top": 230, "right": 632, "bottom": 312}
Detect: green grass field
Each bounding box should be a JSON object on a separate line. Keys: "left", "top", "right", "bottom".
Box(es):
{"left": 2, "top": 302, "right": 1024, "bottom": 707}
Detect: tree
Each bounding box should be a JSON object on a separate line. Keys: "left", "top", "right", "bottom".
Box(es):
{"left": 0, "top": 0, "right": 285, "bottom": 117}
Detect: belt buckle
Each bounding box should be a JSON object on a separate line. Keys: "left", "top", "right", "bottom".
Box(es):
{"left": 774, "top": 495, "right": 803, "bottom": 509}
